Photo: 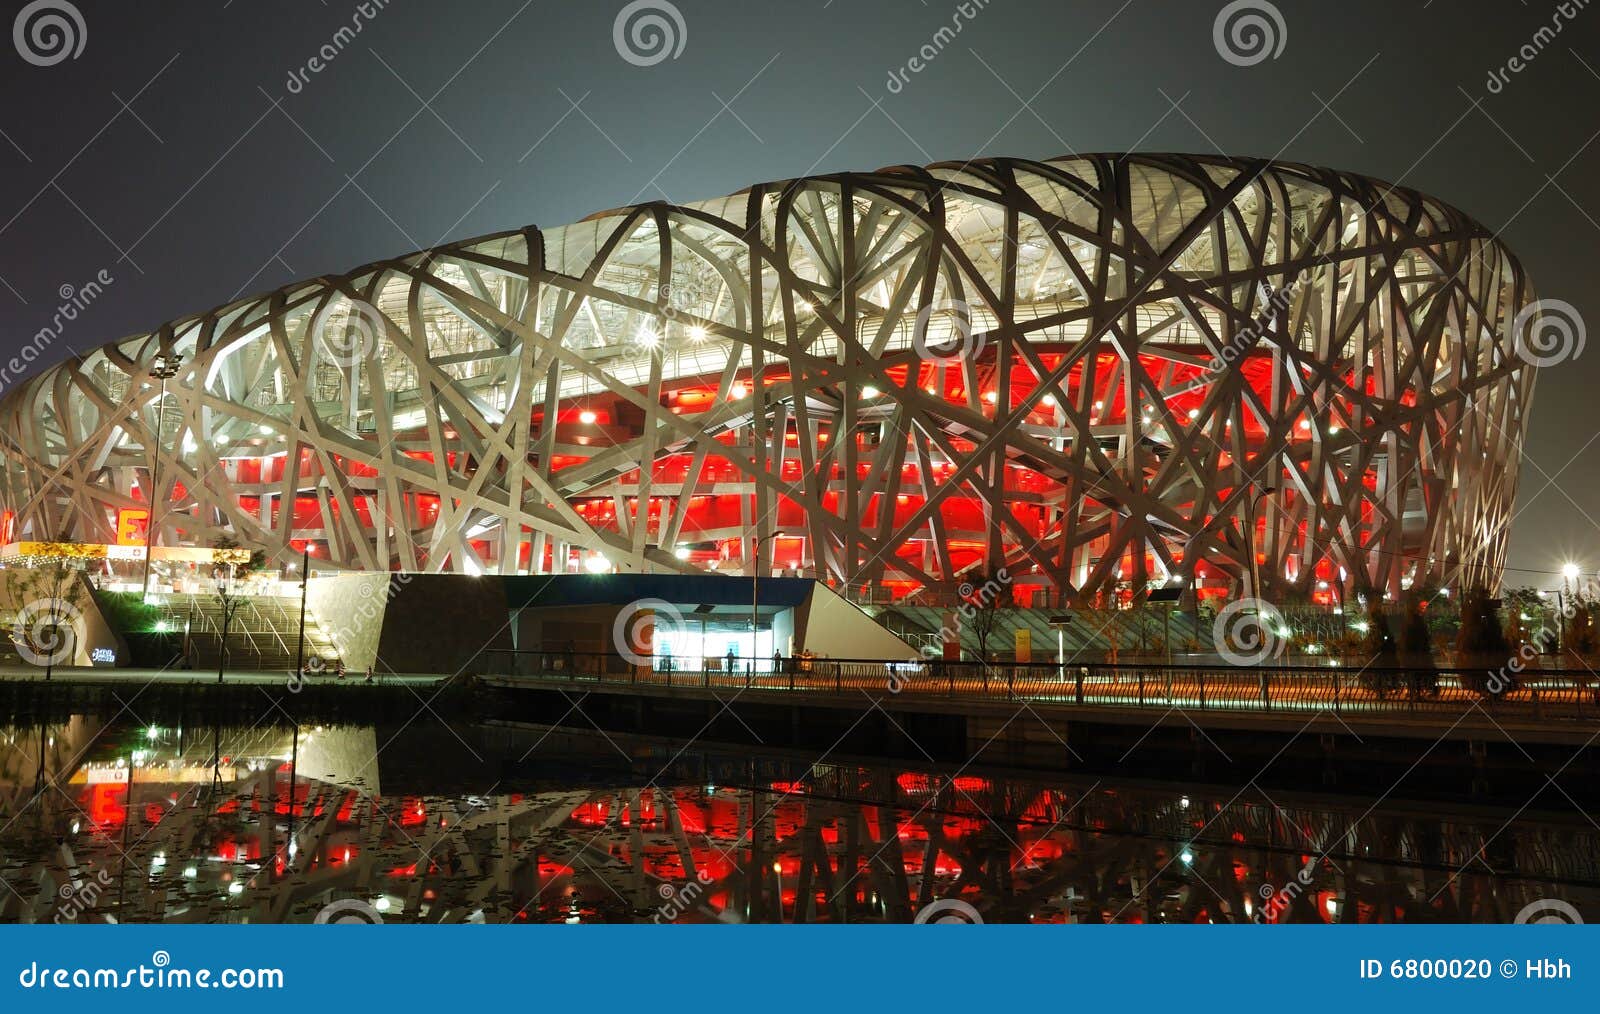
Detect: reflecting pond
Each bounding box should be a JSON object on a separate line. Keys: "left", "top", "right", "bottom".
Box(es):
{"left": 1, "top": 717, "right": 1595, "bottom": 923}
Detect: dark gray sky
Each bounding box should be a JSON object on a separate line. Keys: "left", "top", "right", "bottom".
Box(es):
{"left": 0, "top": 0, "right": 1595, "bottom": 584}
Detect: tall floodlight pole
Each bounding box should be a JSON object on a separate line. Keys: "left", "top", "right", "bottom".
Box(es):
{"left": 294, "top": 546, "right": 309, "bottom": 678}
{"left": 751, "top": 531, "right": 781, "bottom": 679}
{"left": 1244, "top": 483, "right": 1276, "bottom": 602}
{"left": 141, "top": 351, "right": 184, "bottom": 602}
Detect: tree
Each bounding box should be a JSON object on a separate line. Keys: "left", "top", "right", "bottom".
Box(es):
{"left": 210, "top": 536, "right": 256, "bottom": 683}
{"left": 5, "top": 545, "right": 91, "bottom": 681}
{"left": 961, "top": 568, "right": 1009, "bottom": 663}
{"left": 1564, "top": 590, "right": 1599, "bottom": 660}
{"left": 1456, "top": 584, "right": 1512, "bottom": 697}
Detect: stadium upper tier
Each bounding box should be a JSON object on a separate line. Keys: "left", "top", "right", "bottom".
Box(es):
{"left": 0, "top": 154, "right": 1538, "bottom": 604}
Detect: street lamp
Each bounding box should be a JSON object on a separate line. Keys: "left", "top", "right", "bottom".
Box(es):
{"left": 1558, "top": 562, "right": 1583, "bottom": 656}
{"left": 140, "top": 350, "right": 184, "bottom": 602}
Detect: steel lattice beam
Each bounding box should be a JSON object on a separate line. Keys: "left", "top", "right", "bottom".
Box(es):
{"left": 0, "top": 154, "right": 1538, "bottom": 603}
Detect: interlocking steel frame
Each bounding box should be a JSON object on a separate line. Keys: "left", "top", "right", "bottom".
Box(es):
{"left": 0, "top": 155, "right": 1538, "bottom": 602}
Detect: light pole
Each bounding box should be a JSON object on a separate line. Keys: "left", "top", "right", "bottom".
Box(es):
{"left": 293, "top": 547, "right": 309, "bottom": 678}
{"left": 140, "top": 351, "right": 184, "bottom": 602}
{"left": 1559, "top": 561, "right": 1581, "bottom": 656}
{"left": 751, "top": 531, "right": 781, "bottom": 678}
{"left": 1243, "top": 483, "right": 1276, "bottom": 601}
{"left": 214, "top": 562, "right": 242, "bottom": 684}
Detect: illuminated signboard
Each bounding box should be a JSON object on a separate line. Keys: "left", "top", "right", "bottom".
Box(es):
{"left": 114, "top": 507, "right": 149, "bottom": 546}
{"left": 90, "top": 647, "right": 117, "bottom": 666}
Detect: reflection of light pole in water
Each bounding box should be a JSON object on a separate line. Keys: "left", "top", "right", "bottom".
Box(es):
{"left": 141, "top": 351, "right": 184, "bottom": 603}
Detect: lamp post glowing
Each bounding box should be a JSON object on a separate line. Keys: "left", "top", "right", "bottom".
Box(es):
{"left": 140, "top": 351, "right": 183, "bottom": 602}
{"left": 1558, "top": 562, "right": 1582, "bottom": 657}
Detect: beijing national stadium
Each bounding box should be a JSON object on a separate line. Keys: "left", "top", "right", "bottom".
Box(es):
{"left": 0, "top": 154, "right": 1539, "bottom": 609}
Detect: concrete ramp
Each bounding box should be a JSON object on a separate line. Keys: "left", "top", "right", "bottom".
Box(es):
{"left": 794, "top": 582, "right": 915, "bottom": 659}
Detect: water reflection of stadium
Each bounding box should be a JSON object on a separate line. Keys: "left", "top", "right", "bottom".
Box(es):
{"left": 1, "top": 719, "right": 1593, "bottom": 924}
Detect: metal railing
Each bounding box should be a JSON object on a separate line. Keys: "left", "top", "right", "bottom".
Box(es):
{"left": 468, "top": 649, "right": 1600, "bottom": 722}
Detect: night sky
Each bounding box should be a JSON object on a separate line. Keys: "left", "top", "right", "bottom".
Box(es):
{"left": 0, "top": 0, "right": 1595, "bottom": 584}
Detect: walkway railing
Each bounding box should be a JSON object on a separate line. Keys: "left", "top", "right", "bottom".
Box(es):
{"left": 469, "top": 650, "right": 1600, "bottom": 722}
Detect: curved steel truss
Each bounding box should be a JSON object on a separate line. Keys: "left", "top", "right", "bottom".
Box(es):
{"left": 0, "top": 154, "right": 1538, "bottom": 602}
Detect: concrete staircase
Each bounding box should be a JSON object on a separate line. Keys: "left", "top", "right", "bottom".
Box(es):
{"left": 874, "top": 603, "right": 1207, "bottom": 661}
{"left": 154, "top": 593, "right": 342, "bottom": 673}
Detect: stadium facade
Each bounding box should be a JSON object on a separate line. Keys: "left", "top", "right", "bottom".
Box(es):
{"left": 0, "top": 155, "right": 1538, "bottom": 605}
